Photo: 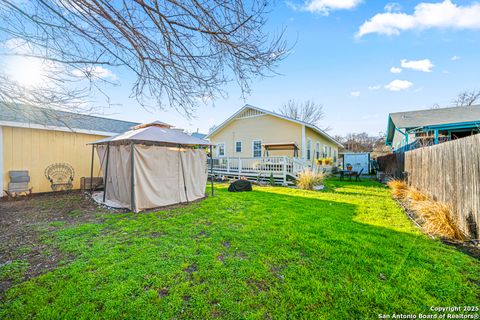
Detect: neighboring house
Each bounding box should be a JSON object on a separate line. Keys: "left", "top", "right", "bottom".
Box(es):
{"left": 207, "top": 104, "right": 342, "bottom": 161}
{"left": 386, "top": 105, "right": 480, "bottom": 152}
{"left": 1, "top": 103, "right": 139, "bottom": 194}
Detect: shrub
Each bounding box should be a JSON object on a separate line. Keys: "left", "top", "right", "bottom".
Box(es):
{"left": 405, "top": 187, "right": 428, "bottom": 202}
{"left": 411, "top": 200, "right": 465, "bottom": 240}
{"left": 296, "top": 170, "right": 324, "bottom": 190}
{"left": 386, "top": 179, "right": 408, "bottom": 199}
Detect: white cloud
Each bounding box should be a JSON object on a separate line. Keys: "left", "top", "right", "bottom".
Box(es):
{"left": 368, "top": 85, "right": 381, "bottom": 90}
{"left": 390, "top": 67, "right": 402, "bottom": 74}
{"left": 356, "top": 0, "right": 480, "bottom": 38}
{"left": 304, "top": 0, "right": 362, "bottom": 15}
{"left": 450, "top": 55, "right": 461, "bottom": 61}
{"left": 400, "top": 59, "right": 434, "bottom": 72}
{"left": 72, "top": 66, "right": 117, "bottom": 80}
{"left": 385, "top": 79, "right": 413, "bottom": 91}
{"left": 384, "top": 2, "right": 401, "bottom": 12}
{"left": 350, "top": 91, "right": 360, "bottom": 97}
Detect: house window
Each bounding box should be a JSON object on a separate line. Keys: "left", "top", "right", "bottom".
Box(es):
{"left": 323, "top": 146, "right": 328, "bottom": 158}
{"left": 252, "top": 140, "right": 262, "bottom": 158}
{"left": 235, "top": 141, "right": 242, "bottom": 153}
{"left": 333, "top": 150, "right": 337, "bottom": 162}
{"left": 316, "top": 142, "right": 320, "bottom": 159}
{"left": 307, "top": 139, "right": 312, "bottom": 160}
{"left": 217, "top": 143, "right": 225, "bottom": 157}
{"left": 328, "top": 146, "right": 332, "bottom": 157}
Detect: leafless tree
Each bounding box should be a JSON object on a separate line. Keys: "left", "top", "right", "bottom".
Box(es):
{"left": 454, "top": 89, "right": 480, "bottom": 107}
{"left": 0, "top": 0, "right": 287, "bottom": 117}
{"left": 278, "top": 99, "right": 325, "bottom": 126}
{"left": 336, "top": 132, "right": 388, "bottom": 156}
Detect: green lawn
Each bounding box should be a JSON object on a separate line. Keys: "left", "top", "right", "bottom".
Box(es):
{"left": 1, "top": 180, "right": 479, "bottom": 319}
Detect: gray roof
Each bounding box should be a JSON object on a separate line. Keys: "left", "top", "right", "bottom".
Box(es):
{"left": 390, "top": 105, "right": 480, "bottom": 128}
{"left": 91, "top": 125, "right": 211, "bottom": 146}
{"left": 387, "top": 105, "right": 480, "bottom": 143}
{"left": 0, "top": 103, "right": 139, "bottom": 134}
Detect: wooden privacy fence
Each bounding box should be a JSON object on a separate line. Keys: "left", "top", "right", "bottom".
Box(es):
{"left": 377, "top": 152, "right": 405, "bottom": 179}
{"left": 404, "top": 134, "right": 480, "bottom": 239}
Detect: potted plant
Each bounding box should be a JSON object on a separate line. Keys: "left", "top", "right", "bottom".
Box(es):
{"left": 346, "top": 163, "right": 353, "bottom": 171}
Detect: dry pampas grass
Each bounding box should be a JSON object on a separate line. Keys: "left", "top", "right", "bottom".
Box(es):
{"left": 405, "top": 187, "right": 428, "bottom": 202}
{"left": 411, "top": 200, "right": 466, "bottom": 240}
{"left": 296, "top": 170, "right": 325, "bottom": 190}
{"left": 386, "top": 179, "right": 408, "bottom": 199}
{"left": 387, "top": 180, "right": 465, "bottom": 240}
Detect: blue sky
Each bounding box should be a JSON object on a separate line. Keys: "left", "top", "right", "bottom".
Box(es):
{"left": 6, "top": 0, "right": 480, "bottom": 136}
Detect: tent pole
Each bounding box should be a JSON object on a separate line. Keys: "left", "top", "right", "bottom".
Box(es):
{"left": 130, "top": 143, "right": 136, "bottom": 212}
{"left": 210, "top": 145, "right": 214, "bottom": 197}
{"left": 103, "top": 143, "right": 110, "bottom": 203}
{"left": 89, "top": 145, "right": 94, "bottom": 194}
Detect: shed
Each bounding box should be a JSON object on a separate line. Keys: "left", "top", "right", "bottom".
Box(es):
{"left": 89, "top": 122, "right": 212, "bottom": 212}
{"left": 342, "top": 152, "right": 370, "bottom": 174}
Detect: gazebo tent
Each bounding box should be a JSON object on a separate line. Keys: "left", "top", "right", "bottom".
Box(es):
{"left": 89, "top": 122, "right": 212, "bottom": 212}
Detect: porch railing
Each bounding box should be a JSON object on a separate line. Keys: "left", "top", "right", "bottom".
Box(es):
{"left": 209, "top": 156, "right": 314, "bottom": 183}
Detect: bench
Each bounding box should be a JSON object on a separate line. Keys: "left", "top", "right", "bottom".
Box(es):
{"left": 4, "top": 171, "right": 32, "bottom": 197}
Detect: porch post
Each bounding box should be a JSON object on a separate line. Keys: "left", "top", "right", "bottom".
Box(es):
{"left": 282, "top": 156, "right": 287, "bottom": 185}
{"left": 434, "top": 129, "right": 439, "bottom": 145}
{"left": 227, "top": 157, "right": 230, "bottom": 173}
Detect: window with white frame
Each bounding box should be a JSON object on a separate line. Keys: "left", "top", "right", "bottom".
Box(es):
{"left": 306, "top": 139, "right": 312, "bottom": 160}
{"left": 252, "top": 140, "right": 262, "bottom": 158}
{"left": 235, "top": 141, "right": 242, "bottom": 153}
{"left": 328, "top": 146, "right": 332, "bottom": 157}
{"left": 323, "top": 146, "right": 328, "bottom": 158}
{"left": 217, "top": 143, "right": 225, "bottom": 157}
{"left": 333, "top": 150, "right": 337, "bottom": 162}
{"left": 316, "top": 142, "right": 320, "bottom": 159}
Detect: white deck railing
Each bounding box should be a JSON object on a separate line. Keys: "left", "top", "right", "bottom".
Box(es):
{"left": 209, "top": 156, "right": 314, "bottom": 183}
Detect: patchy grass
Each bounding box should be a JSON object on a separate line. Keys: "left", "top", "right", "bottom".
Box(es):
{"left": 0, "top": 180, "right": 479, "bottom": 319}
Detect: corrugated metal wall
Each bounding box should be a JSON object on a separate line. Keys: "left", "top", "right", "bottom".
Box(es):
{"left": 2, "top": 126, "right": 106, "bottom": 193}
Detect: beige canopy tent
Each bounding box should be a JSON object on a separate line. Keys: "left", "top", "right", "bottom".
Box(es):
{"left": 89, "top": 122, "right": 213, "bottom": 212}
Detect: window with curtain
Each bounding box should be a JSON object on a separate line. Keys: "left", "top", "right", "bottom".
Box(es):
{"left": 217, "top": 143, "right": 225, "bottom": 157}
{"left": 253, "top": 140, "right": 262, "bottom": 157}
{"left": 235, "top": 141, "right": 242, "bottom": 153}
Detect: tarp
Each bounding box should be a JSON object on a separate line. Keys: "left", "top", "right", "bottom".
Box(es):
{"left": 97, "top": 144, "right": 208, "bottom": 212}
{"left": 91, "top": 125, "right": 211, "bottom": 146}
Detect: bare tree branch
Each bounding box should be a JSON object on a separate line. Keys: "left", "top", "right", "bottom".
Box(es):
{"left": 278, "top": 99, "right": 325, "bottom": 126}
{"left": 454, "top": 89, "right": 480, "bottom": 107}
{"left": 0, "top": 0, "right": 288, "bottom": 117}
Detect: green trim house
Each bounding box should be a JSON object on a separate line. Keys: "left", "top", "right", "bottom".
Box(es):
{"left": 386, "top": 105, "right": 480, "bottom": 152}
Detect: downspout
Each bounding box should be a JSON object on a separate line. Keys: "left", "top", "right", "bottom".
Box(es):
{"left": 301, "top": 124, "right": 306, "bottom": 160}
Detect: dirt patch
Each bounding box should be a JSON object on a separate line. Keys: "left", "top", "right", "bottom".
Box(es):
{"left": 0, "top": 191, "right": 105, "bottom": 296}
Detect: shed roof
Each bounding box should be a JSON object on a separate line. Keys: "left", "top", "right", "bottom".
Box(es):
{"left": 90, "top": 125, "right": 211, "bottom": 146}
{"left": 387, "top": 105, "right": 480, "bottom": 143}
{"left": 0, "top": 103, "right": 139, "bottom": 135}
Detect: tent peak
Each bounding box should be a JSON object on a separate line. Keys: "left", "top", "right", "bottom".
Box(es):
{"left": 131, "top": 120, "right": 173, "bottom": 130}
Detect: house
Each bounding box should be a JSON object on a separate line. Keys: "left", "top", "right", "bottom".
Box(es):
{"left": 206, "top": 104, "right": 343, "bottom": 184}
{"left": 386, "top": 105, "right": 480, "bottom": 152}
{"left": 1, "top": 103, "right": 138, "bottom": 194}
